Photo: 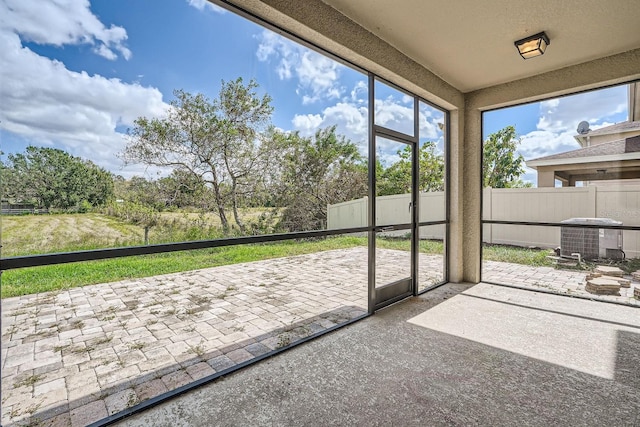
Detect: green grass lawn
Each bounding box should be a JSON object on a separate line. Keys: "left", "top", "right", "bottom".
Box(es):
{"left": 2, "top": 213, "right": 556, "bottom": 299}
{"left": 481, "top": 243, "right": 554, "bottom": 266}
{"left": 2, "top": 234, "right": 454, "bottom": 298}
{"left": 1, "top": 237, "right": 366, "bottom": 298}
{"left": 2, "top": 234, "right": 557, "bottom": 299}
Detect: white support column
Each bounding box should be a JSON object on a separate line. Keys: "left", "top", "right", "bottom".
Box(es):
{"left": 537, "top": 169, "right": 556, "bottom": 187}
{"left": 461, "top": 105, "right": 482, "bottom": 283}
{"left": 447, "top": 109, "right": 464, "bottom": 282}
{"left": 588, "top": 185, "right": 597, "bottom": 217}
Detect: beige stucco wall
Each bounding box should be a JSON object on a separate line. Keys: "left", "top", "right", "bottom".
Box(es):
{"left": 447, "top": 108, "right": 465, "bottom": 282}
{"left": 225, "top": 0, "right": 640, "bottom": 284}
{"left": 466, "top": 50, "right": 640, "bottom": 281}
{"left": 631, "top": 83, "right": 640, "bottom": 121}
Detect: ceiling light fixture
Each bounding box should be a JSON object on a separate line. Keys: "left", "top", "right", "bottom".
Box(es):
{"left": 514, "top": 31, "right": 550, "bottom": 59}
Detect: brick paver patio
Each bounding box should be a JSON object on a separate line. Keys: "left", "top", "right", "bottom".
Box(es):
{"left": 483, "top": 260, "right": 640, "bottom": 306}
{"left": 1, "top": 248, "right": 638, "bottom": 426}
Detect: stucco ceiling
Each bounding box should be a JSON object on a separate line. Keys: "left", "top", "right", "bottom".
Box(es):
{"left": 321, "top": 0, "right": 640, "bottom": 93}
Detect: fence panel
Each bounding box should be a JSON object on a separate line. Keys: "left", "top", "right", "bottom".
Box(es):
{"left": 595, "top": 185, "right": 640, "bottom": 257}
{"left": 596, "top": 185, "right": 640, "bottom": 226}
{"left": 487, "top": 187, "right": 592, "bottom": 249}
{"left": 328, "top": 186, "right": 640, "bottom": 258}
{"left": 419, "top": 192, "right": 445, "bottom": 239}
{"left": 327, "top": 197, "right": 367, "bottom": 230}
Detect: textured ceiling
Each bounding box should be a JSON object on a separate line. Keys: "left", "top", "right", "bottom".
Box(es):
{"left": 321, "top": 0, "right": 640, "bottom": 92}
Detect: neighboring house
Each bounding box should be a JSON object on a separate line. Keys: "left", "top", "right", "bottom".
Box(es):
{"left": 527, "top": 83, "right": 640, "bottom": 187}
{"left": 526, "top": 134, "right": 640, "bottom": 187}
{"left": 573, "top": 121, "right": 640, "bottom": 149}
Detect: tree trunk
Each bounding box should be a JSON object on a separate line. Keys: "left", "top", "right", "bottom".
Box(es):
{"left": 210, "top": 176, "right": 229, "bottom": 231}
{"left": 231, "top": 179, "right": 245, "bottom": 233}
{"left": 144, "top": 226, "right": 150, "bottom": 245}
{"left": 217, "top": 206, "right": 229, "bottom": 232}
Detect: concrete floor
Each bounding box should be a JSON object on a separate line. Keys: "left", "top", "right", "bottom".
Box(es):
{"left": 116, "top": 282, "right": 640, "bottom": 427}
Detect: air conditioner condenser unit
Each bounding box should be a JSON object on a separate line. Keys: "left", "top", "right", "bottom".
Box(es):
{"left": 560, "top": 218, "right": 623, "bottom": 260}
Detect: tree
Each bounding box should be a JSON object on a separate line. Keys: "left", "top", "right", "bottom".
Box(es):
{"left": 123, "top": 78, "right": 273, "bottom": 233}
{"left": 276, "top": 126, "right": 367, "bottom": 231}
{"left": 377, "top": 142, "right": 444, "bottom": 196}
{"left": 0, "top": 156, "right": 19, "bottom": 203}
{"left": 107, "top": 201, "right": 160, "bottom": 245}
{"left": 124, "top": 176, "right": 163, "bottom": 209}
{"left": 483, "top": 125, "right": 531, "bottom": 188}
{"left": 113, "top": 171, "right": 210, "bottom": 211}
{"left": 216, "top": 78, "right": 274, "bottom": 231}
{"left": 156, "top": 170, "right": 208, "bottom": 209}
{"left": 4, "top": 146, "right": 114, "bottom": 209}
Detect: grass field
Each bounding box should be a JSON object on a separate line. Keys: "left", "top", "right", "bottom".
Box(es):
{"left": 159, "top": 209, "right": 274, "bottom": 229}
{"left": 1, "top": 209, "right": 275, "bottom": 257}
{"left": 1, "top": 212, "right": 554, "bottom": 298}
{"left": 2, "top": 213, "right": 143, "bottom": 256}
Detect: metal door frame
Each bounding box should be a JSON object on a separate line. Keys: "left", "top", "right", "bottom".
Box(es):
{"left": 368, "top": 74, "right": 420, "bottom": 312}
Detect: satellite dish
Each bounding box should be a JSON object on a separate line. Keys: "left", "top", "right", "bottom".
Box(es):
{"left": 577, "top": 121, "right": 590, "bottom": 135}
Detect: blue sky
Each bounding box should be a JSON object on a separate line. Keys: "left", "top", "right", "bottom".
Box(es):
{"left": 484, "top": 85, "right": 628, "bottom": 184}
{"left": 0, "top": 0, "right": 629, "bottom": 185}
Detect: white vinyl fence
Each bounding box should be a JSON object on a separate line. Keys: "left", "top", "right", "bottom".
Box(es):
{"left": 327, "top": 192, "right": 446, "bottom": 239}
{"left": 328, "top": 185, "right": 640, "bottom": 258}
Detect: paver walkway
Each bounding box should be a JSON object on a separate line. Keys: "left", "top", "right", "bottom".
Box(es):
{"left": 1, "top": 248, "right": 637, "bottom": 426}
{"left": 0, "top": 248, "right": 443, "bottom": 426}
{"left": 483, "top": 260, "right": 640, "bottom": 306}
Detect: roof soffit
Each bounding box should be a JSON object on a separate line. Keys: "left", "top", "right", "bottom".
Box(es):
{"left": 321, "top": 0, "right": 640, "bottom": 92}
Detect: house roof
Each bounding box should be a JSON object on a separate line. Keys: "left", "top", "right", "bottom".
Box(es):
{"left": 579, "top": 120, "right": 640, "bottom": 137}
{"left": 526, "top": 135, "right": 640, "bottom": 183}
{"left": 527, "top": 135, "right": 640, "bottom": 164}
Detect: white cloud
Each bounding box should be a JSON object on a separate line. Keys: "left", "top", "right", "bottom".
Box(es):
{"left": 94, "top": 43, "right": 118, "bottom": 61}
{"left": 520, "top": 169, "right": 537, "bottom": 186}
{"left": 291, "top": 85, "right": 446, "bottom": 161}
{"left": 187, "top": 0, "right": 226, "bottom": 13}
{"left": 1, "top": 0, "right": 132, "bottom": 61}
{"left": 291, "top": 114, "right": 324, "bottom": 133}
{"left": 256, "top": 30, "right": 344, "bottom": 104}
{"left": 350, "top": 80, "right": 367, "bottom": 104}
{"left": 591, "top": 121, "right": 616, "bottom": 131}
{"left": 375, "top": 98, "right": 414, "bottom": 135}
{"left": 292, "top": 102, "right": 368, "bottom": 154}
{"left": 418, "top": 114, "right": 440, "bottom": 142}
{"left": 536, "top": 86, "right": 627, "bottom": 134}
{"left": 520, "top": 130, "right": 580, "bottom": 160}
{"left": 293, "top": 102, "right": 367, "bottom": 140}
{"left": 418, "top": 102, "right": 445, "bottom": 144}
{"left": 540, "top": 98, "right": 559, "bottom": 110}
{"left": 0, "top": 1, "right": 169, "bottom": 177}
{"left": 520, "top": 86, "right": 628, "bottom": 162}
